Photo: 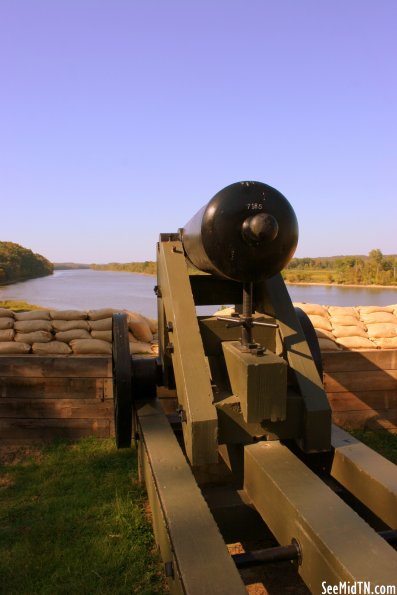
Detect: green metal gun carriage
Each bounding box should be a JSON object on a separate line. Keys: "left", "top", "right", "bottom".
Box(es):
{"left": 112, "top": 181, "right": 397, "bottom": 594}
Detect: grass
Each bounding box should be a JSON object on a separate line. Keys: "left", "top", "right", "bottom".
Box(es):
{"left": 1, "top": 431, "right": 396, "bottom": 594}
{"left": 0, "top": 437, "right": 166, "bottom": 595}
{"left": 0, "top": 300, "right": 45, "bottom": 312}
{"left": 349, "top": 429, "right": 397, "bottom": 463}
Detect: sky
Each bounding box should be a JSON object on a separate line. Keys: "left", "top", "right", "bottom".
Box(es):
{"left": 1, "top": 0, "right": 396, "bottom": 263}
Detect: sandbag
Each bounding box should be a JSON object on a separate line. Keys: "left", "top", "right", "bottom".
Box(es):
{"left": 332, "top": 325, "right": 368, "bottom": 339}
{"left": 358, "top": 306, "right": 394, "bottom": 315}
{"left": 294, "top": 302, "right": 328, "bottom": 317}
{"left": 52, "top": 320, "right": 90, "bottom": 332}
{"left": 88, "top": 308, "right": 119, "bottom": 321}
{"left": 14, "top": 320, "right": 53, "bottom": 333}
{"left": 51, "top": 310, "right": 88, "bottom": 320}
{"left": 89, "top": 318, "right": 112, "bottom": 331}
{"left": 70, "top": 339, "right": 112, "bottom": 355}
{"left": 328, "top": 306, "right": 358, "bottom": 318}
{"left": 141, "top": 315, "right": 158, "bottom": 334}
{"left": 91, "top": 330, "right": 112, "bottom": 342}
{"left": 307, "top": 315, "right": 332, "bottom": 332}
{"left": 366, "top": 323, "right": 397, "bottom": 339}
{"left": 315, "top": 328, "right": 335, "bottom": 341}
{"left": 0, "top": 318, "right": 14, "bottom": 330}
{"left": 0, "top": 308, "right": 14, "bottom": 318}
{"left": 128, "top": 332, "right": 139, "bottom": 343}
{"left": 0, "top": 341, "right": 31, "bottom": 354}
{"left": 360, "top": 312, "right": 397, "bottom": 325}
{"left": 0, "top": 329, "right": 15, "bottom": 342}
{"left": 55, "top": 329, "right": 91, "bottom": 343}
{"left": 32, "top": 341, "right": 72, "bottom": 355}
{"left": 336, "top": 336, "right": 375, "bottom": 350}
{"left": 129, "top": 342, "right": 153, "bottom": 354}
{"left": 318, "top": 338, "right": 341, "bottom": 351}
{"left": 14, "top": 310, "right": 51, "bottom": 321}
{"left": 15, "top": 331, "right": 53, "bottom": 344}
{"left": 213, "top": 306, "right": 235, "bottom": 316}
{"left": 331, "top": 315, "right": 365, "bottom": 327}
{"left": 373, "top": 337, "right": 397, "bottom": 349}
{"left": 126, "top": 313, "right": 153, "bottom": 342}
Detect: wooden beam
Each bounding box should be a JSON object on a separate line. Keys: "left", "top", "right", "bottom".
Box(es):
{"left": 322, "top": 350, "right": 397, "bottom": 373}
{"left": 0, "top": 418, "right": 111, "bottom": 440}
{"left": 263, "top": 274, "right": 332, "bottom": 452}
{"left": 0, "top": 355, "right": 112, "bottom": 378}
{"left": 331, "top": 425, "right": 397, "bottom": 528}
{"left": 244, "top": 440, "right": 397, "bottom": 593}
{"left": 0, "top": 377, "right": 111, "bottom": 400}
{"left": 157, "top": 240, "right": 218, "bottom": 466}
{"left": 324, "top": 370, "right": 397, "bottom": 393}
{"left": 137, "top": 400, "right": 246, "bottom": 594}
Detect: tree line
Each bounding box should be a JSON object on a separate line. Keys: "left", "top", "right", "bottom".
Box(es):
{"left": 0, "top": 241, "right": 53, "bottom": 284}
{"left": 285, "top": 249, "right": 397, "bottom": 285}
{"left": 91, "top": 261, "right": 157, "bottom": 275}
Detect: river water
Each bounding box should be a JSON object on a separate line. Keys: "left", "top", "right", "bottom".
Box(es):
{"left": 1, "top": 269, "right": 396, "bottom": 318}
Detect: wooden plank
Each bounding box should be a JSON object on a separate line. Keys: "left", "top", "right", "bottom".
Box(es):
{"left": 324, "top": 370, "right": 397, "bottom": 393}
{"left": 322, "top": 350, "right": 397, "bottom": 373}
{"left": 331, "top": 409, "right": 397, "bottom": 430}
{"left": 0, "top": 355, "right": 112, "bottom": 378}
{"left": 137, "top": 401, "right": 247, "bottom": 594}
{"left": 158, "top": 240, "right": 218, "bottom": 466}
{"left": 328, "top": 390, "right": 397, "bottom": 411}
{"left": 263, "top": 274, "right": 331, "bottom": 452}
{"left": 331, "top": 425, "right": 397, "bottom": 528}
{"left": 0, "top": 398, "right": 113, "bottom": 418}
{"left": 244, "top": 440, "right": 397, "bottom": 593}
{"left": 0, "top": 377, "right": 108, "bottom": 400}
{"left": 0, "top": 418, "right": 111, "bottom": 440}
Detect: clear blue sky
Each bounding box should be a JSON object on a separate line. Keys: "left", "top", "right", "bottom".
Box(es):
{"left": 1, "top": 0, "right": 396, "bottom": 263}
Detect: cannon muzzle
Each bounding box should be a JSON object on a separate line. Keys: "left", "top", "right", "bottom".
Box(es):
{"left": 181, "top": 181, "right": 298, "bottom": 282}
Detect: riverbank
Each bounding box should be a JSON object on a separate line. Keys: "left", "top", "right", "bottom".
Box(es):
{"left": 286, "top": 281, "right": 397, "bottom": 290}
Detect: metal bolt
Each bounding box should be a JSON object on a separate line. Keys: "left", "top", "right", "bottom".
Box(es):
{"left": 165, "top": 342, "right": 174, "bottom": 355}
{"left": 166, "top": 321, "right": 173, "bottom": 332}
{"left": 176, "top": 406, "right": 187, "bottom": 422}
{"left": 164, "top": 561, "right": 174, "bottom": 578}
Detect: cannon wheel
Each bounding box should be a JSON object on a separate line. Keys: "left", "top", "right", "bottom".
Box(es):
{"left": 294, "top": 307, "right": 323, "bottom": 378}
{"left": 112, "top": 313, "right": 133, "bottom": 448}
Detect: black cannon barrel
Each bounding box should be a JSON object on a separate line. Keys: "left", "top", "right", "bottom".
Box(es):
{"left": 181, "top": 181, "right": 299, "bottom": 282}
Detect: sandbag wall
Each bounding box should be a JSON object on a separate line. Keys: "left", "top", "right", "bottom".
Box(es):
{"left": 0, "top": 308, "right": 158, "bottom": 355}
{"left": 295, "top": 303, "right": 397, "bottom": 432}
{"left": 0, "top": 308, "right": 158, "bottom": 442}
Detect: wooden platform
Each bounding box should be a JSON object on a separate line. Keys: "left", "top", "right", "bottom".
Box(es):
{"left": 0, "top": 356, "right": 113, "bottom": 442}
{"left": 323, "top": 350, "right": 397, "bottom": 433}
{"left": 0, "top": 350, "right": 396, "bottom": 443}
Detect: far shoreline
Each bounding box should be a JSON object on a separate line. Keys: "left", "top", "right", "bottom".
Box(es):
{"left": 285, "top": 281, "right": 397, "bottom": 290}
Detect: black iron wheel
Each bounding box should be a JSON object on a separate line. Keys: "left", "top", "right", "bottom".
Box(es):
{"left": 294, "top": 307, "right": 323, "bottom": 378}
{"left": 112, "top": 313, "right": 133, "bottom": 448}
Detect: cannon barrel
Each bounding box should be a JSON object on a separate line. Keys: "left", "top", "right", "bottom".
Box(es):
{"left": 181, "top": 181, "right": 299, "bottom": 282}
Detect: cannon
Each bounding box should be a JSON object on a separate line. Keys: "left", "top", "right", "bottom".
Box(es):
{"left": 112, "top": 181, "right": 397, "bottom": 594}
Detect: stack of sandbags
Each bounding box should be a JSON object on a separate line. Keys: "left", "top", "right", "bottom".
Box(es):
{"left": 328, "top": 306, "right": 375, "bottom": 351}
{"left": 126, "top": 311, "right": 158, "bottom": 355}
{"left": 293, "top": 303, "right": 397, "bottom": 351}
{"left": 357, "top": 306, "right": 397, "bottom": 350}
{"left": 0, "top": 307, "right": 159, "bottom": 355}
{"left": 51, "top": 309, "right": 113, "bottom": 355}
{"left": 0, "top": 308, "right": 30, "bottom": 353}
{"left": 294, "top": 302, "right": 341, "bottom": 351}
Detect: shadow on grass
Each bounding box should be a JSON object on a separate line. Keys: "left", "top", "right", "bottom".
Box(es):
{"left": 0, "top": 437, "right": 166, "bottom": 595}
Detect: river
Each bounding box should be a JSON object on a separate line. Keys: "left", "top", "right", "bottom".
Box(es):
{"left": 1, "top": 269, "right": 396, "bottom": 318}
